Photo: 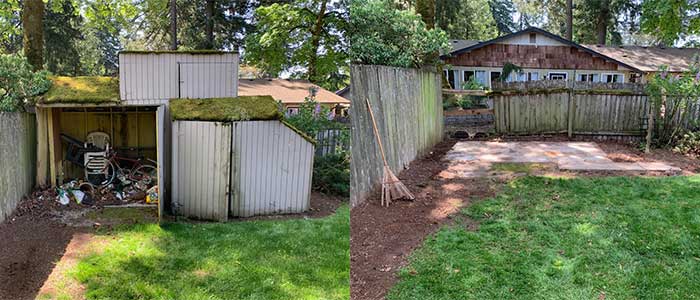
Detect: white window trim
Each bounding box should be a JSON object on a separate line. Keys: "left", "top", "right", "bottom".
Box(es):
{"left": 601, "top": 73, "right": 624, "bottom": 83}
{"left": 548, "top": 72, "right": 568, "bottom": 81}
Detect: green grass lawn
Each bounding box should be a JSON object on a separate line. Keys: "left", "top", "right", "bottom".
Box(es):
{"left": 388, "top": 176, "right": 700, "bottom": 300}
{"left": 71, "top": 206, "right": 349, "bottom": 300}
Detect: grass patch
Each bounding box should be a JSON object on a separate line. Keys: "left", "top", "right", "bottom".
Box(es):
{"left": 170, "top": 96, "right": 282, "bottom": 122}
{"left": 68, "top": 205, "right": 349, "bottom": 300}
{"left": 85, "top": 207, "right": 158, "bottom": 224}
{"left": 38, "top": 76, "right": 120, "bottom": 104}
{"left": 490, "top": 162, "right": 552, "bottom": 174}
{"left": 388, "top": 176, "right": 700, "bottom": 300}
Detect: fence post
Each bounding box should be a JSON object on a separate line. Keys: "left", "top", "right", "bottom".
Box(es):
{"left": 567, "top": 81, "right": 575, "bottom": 138}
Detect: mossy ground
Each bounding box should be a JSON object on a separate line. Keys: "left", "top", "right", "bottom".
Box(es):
{"left": 170, "top": 96, "right": 282, "bottom": 122}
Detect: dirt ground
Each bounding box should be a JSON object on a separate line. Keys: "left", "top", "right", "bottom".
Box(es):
{"left": 350, "top": 136, "right": 698, "bottom": 300}
{"left": 0, "top": 190, "right": 344, "bottom": 300}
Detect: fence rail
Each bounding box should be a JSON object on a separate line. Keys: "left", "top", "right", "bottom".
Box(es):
{"left": 350, "top": 64, "right": 443, "bottom": 206}
{"left": 0, "top": 113, "right": 36, "bottom": 223}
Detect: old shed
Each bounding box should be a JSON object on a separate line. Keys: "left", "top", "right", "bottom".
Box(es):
{"left": 170, "top": 96, "right": 315, "bottom": 221}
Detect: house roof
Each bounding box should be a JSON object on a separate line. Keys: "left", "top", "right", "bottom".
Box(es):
{"left": 444, "top": 27, "right": 643, "bottom": 73}
{"left": 448, "top": 40, "right": 480, "bottom": 53}
{"left": 582, "top": 45, "right": 700, "bottom": 73}
{"left": 238, "top": 78, "right": 351, "bottom": 105}
{"left": 37, "top": 76, "right": 120, "bottom": 104}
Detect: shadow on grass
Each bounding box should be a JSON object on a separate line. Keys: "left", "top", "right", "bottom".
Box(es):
{"left": 71, "top": 206, "right": 350, "bottom": 300}
{"left": 388, "top": 176, "right": 700, "bottom": 300}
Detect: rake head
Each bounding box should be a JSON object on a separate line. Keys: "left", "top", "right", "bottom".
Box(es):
{"left": 381, "top": 166, "right": 415, "bottom": 207}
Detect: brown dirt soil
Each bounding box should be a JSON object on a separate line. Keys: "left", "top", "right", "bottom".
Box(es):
{"left": 229, "top": 192, "right": 346, "bottom": 222}
{"left": 350, "top": 140, "right": 498, "bottom": 300}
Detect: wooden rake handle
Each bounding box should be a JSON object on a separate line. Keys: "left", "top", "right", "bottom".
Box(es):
{"left": 366, "top": 98, "right": 389, "bottom": 167}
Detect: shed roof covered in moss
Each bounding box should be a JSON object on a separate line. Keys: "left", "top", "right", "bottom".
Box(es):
{"left": 170, "top": 96, "right": 282, "bottom": 121}
{"left": 38, "top": 76, "right": 120, "bottom": 104}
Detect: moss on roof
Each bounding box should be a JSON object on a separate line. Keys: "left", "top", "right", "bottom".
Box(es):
{"left": 38, "top": 76, "right": 120, "bottom": 104}
{"left": 170, "top": 96, "right": 282, "bottom": 122}
{"left": 120, "top": 50, "right": 236, "bottom": 55}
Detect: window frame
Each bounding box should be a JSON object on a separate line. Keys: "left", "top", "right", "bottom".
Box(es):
{"left": 548, "top": 72, "right": 568, "bottom": 81}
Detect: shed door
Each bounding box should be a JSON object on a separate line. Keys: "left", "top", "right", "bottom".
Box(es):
{"left": 171, "top": 121, "right": 231, "bottom": 221}
{"left": 178, "top": 62, "right": 237, "bottom": 98}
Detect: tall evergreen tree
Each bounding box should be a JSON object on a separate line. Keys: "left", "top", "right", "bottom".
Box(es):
{"left": 489, "top": 0, "right": 516, "bottom": 35}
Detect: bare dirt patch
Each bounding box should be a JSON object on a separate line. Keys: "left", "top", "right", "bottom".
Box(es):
{"left": 350, "top": 140, "right": 498, "bottom": 300}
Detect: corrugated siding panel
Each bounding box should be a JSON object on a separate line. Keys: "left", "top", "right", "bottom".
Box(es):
{"left": 119, "top": 53, "right": 238, "bottom": 101}
{"left": 171, "top": 121, "right": 231, "bottom": 221}
{"left": 231, "top": 121, "right": 314, "bottom": 217}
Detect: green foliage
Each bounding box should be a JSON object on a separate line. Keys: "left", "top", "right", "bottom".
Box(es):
{"left": 641, "top": 0, "right": 700, "bottom": 46}
{"left": 389, "top": 175, "right": 700, "bottom": 299}
{"left": 461, "top": 77, "right": 486, "bottom": 90}
{"left": 349, "top": 0, "right": 450, "bottom": 68}
{"left": 455, "top": 96, "right": 474, "bottom": 109}
{"left": 170, "top": 96, "right": 282, "bottom": 122}
{"left": 284, "top": 97, "right": 335, "bottom": 137}
{"left": 436, "top": 0, "right": 498, "bottom": 40}
{"left": 488, "top": 0, "right": 516, "bottom": 35}
{"left": 0, "top": 54, "right": 51, "bottom": 111}
{"left": 243, "top": 0, "right": 348, "bottom": 91}
{"left": 313, "top": 153, "right": 350, "bottom": 197}
{"left": 499, "top": 62, "right": 522, "bottom": 82}
{"left": 64, "top": 206, "right": 350, "bottom": 300}
{"left": 674, "top": 130, "right": 700, "bottom": 156}
{"left": 44, "top": 0, "right": 83, "bottom": 75}
{"left": 646, "top": 63, "right": 700, "bottom": 146}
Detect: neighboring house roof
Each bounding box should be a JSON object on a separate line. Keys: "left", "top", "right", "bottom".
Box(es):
{"left": 448, "top": 39, "right": 480, "bottom": 53}
{"left": 238, "top": 78, "right": 351, "bottom": 105}
{"left": 335, "top": 86, "right": 351, "bottom": 99}
{"left": 37, "top": 76, "right": 120, "bottom": 104}
{"left": 444, "top": 27, "right": 643, "bottom": 73}
{"left": 582, "top": 45, "right": 700, "bottom": 73}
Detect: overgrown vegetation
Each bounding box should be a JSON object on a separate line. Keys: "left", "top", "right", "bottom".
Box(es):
{"left": 0, "top": 54, "right": 51, "bottom": 111}
{"left": 313, "top": 154, "right": 350, "bottom": 197}
{"left": 389, "top": 175, "right": 700, "bottom": 299}
{"left": 646, "top": 63, "right": 700, "bottom": 151}
{"left": 349, "top": 0, "right": 450, "bottom": 68}
{"left": 44, "top": 206, "right": 350, "bottom": 300}
{"left": 38, "top": 76, "right": 119, "bottom": 104}
{"left": 170, "top": 96, "right": 282, "bottom": 122}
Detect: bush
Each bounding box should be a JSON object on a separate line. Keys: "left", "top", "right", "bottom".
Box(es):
{"left": 349, "top": 0, "right": 450, "bottom": 68}
{"left": 0, "top": 54, "right": 51, "bottom": 112}
{"left": 312, "top": 153, "right": 350, "bottom": 197}
{"left": 284, "top": 97, "right": 335, "bottom": 137}
{"left": 673, "top": 130, "right": 700, "bottom": 156}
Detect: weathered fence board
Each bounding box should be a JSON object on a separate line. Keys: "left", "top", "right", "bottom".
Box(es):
{"left": 0, "top": 113, "right": 36, "bottom": 223}
{"left": 350, "top": 64, "right": 443, "bottom": 206}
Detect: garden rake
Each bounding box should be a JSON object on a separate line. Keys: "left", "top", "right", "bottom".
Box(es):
{"left": 366, "top": 98, "right": 415, "bottom": 207}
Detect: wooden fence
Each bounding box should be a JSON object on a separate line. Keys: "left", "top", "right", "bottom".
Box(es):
{"left": 492, "top": 81, "right": 676, "bottom": 136}
{"left": 316, "top": 127, "right": 350, "bottom": 156}
{"left": 349, "top": 64, "right": 443, "bottom": 206}
{"left": 0, "top": 113, "right": 36, "bottom": 223}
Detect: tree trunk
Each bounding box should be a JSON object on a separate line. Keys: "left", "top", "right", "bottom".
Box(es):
{"left": 596, "top": 0, "right": 610, "bottom": 45}
{"left": 307, "top": 0, "right": 328, "bottom": 82}
{"left": 22, "top": 0, "right": 45, "bottom": 71}
{"left": 565, "top": 0, "right": 573, "bottom": 40}
{"left": 169, "top": 0, "right": 177, "bottom": 50}
{"left": 205, "top": 0, "right": 215, "bottom": 49}
{"left": 415, "top": 0, "right": 435, "bottom": 29}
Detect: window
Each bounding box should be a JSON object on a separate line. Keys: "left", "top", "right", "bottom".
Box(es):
{"left": 463, "top": 70, "right": 475, "bottom": 82}
{"left": 287, "top": 107, "right": 299, "bottom": 116}
{"left": 602, "top": 73, "right": 624, "bottom": 83}
{"left": 507, "top": 72, "right": 527, "bottom": 82}
{"left": 548, "top": 72, "right": 568, "bottom": 81}
{"left": 490, "top": 71, "right": 502, "bottom": 85}
{"left": 528, "top": 72, "right": 539, "bottom": 81}
{"left": 529, "top": 33, "right": 537, "bottom": 44}
{"left": 444, "top": 70, "right": 456, "bottom": 89}
{"left": 474, "top": 70, "right": 488, "bottom": 86}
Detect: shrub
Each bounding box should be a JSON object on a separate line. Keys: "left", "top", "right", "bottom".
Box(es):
{"left": 674, "top": 130, "right": 700, "bottom": 156}
{"left": 312, "top": 153, "right": 350, "bottom": 197}
{"left": 284, "top": 97, "right": 335, "bottom": 137}
{"left": 0, "top": 54, "right": 51, "bottom": 112}
{"left": 349, "top": 0, "right": 450, "bottom": 68}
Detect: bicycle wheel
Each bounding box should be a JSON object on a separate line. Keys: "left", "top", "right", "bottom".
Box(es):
{"left": 85, "top": 157, "right": 116, "bottom": 186}
{"left": 131, "top": 164, "right": 158, "bottom": 185}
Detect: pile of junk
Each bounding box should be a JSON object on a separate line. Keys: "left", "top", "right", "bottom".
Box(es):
{"left": 54, "top": 131, "right": 159, "bottom": 207}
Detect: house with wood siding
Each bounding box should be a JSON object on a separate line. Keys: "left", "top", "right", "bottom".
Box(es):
{"left": 441, "top": 27, "right": 643, "bottom": 89}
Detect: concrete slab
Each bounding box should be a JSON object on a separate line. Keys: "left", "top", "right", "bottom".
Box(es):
{"left": 446, "top": 141, "right": 679, "bottom": 175}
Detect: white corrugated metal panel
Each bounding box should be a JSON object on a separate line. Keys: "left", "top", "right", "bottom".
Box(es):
{"left": 171, "top": 121, "right": 231, "bottom": 221}
{"left": 231, "top": 121, "right": 314, "bottom": 217}
{"left": 119, "top": 52, "right": 239, "bottom": 101}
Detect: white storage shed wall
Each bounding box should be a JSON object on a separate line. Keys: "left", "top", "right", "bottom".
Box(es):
{"left": 117, "top": 52, "right": 240, "bottom": 212}
{"left": 172, "top": 120, "right": 315, "bottom": 221}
